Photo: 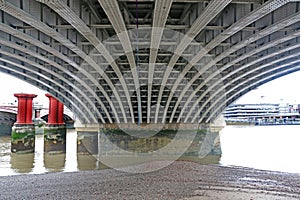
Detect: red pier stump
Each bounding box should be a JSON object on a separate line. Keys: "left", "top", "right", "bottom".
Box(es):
{"left": 11, "top": 93, "right": 37, "bottom": 153}
{"left": 44, "top": 94, "right": 66, "bottom": 154}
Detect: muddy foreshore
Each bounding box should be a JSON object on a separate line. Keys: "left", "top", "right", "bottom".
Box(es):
{"left": 0, "top": 161, "right": 300, "bottom": 199}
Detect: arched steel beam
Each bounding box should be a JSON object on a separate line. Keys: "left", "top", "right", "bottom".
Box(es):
{"left": 147, "top": 0, "right": 173, "bottom": 123}
{"left": 169, "top": 11, "right": 300, "bottom": 122}
{"left": 0, "top": 61, "right": 93, "bottom": 123}
{"left": 99, "top": 0, "right": 142, "bottom": 124}
{"left": 0, "top": 40, "right": 106, "bottom": 123}
{"left": 208, "top": 67, "right": 300, "bottom": 123}
{"left": 169, "top": 0, "right": 294, "bottom": 123}
{"left": 155, "top": 0, "right": 232, "bottom": 123}
{"left": 0, "top": 55, "right": 99, "bottom": 123}
{"left": 0, "top": 1, "right": 123, "bottom": 123}
{"left": 188, "top": 48, "right": 300, "bottom": 123}
{"left": 183, "top": 34, "right": 300, "bottom": 123}
{"left": 118, "top": 0, "right": 262, "bottom": 3}
{"left": 0, "top": 23, "right": 110, "bottom": 123}
{"left": 182, "top": 29, "right": 300, "bottom": 123}
{"left": 194, "top": 54, "right": 300, "bottom": 123}
{"left": 205, "top": 62, "right": 300, "bottom": 123}
{"left": 210, "top": 12, "right": 300, "bottom": 65}
{"left": 38, "top": 0, "right": 134, "bottom": 123}
{"left": 187, "top": 0, "right": 291, "bottom": 66}
{"left": 201, "top": 52, "right": 300, "bottom": 123}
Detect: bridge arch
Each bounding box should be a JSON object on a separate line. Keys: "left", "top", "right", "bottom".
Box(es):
{"left": 0, "top": 0, "right": 299, "bottom": 125}
{"left": 40, "top": 114, "right": 75, "bottom": 125}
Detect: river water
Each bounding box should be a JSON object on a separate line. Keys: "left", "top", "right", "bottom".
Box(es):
{"left": 0, "top": 125, "right": 300, "bottom": 176}
{"left": 220, "top": 125, "right": 300, "bottom": 174}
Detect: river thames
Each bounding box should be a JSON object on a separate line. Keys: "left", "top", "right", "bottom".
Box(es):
{"left": 220, "top": 125, "right": 300, "bottom": 173}
{"left": 1, "top": 125, "right": 300, "bottom": 176}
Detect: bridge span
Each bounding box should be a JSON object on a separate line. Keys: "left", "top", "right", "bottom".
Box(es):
{"left": 0, "top": 0, "right": 299, "bottom": 127}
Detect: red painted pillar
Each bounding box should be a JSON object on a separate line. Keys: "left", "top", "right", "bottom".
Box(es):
{"left": 46, "top": 94, "right": 64, "bottom": 124}
{"left": 45, "top": 94, "right": 58, "bottom": 124}
{"left": 14, "top": 94, "right": 37, "bottom": 124}
{"left": 57, "top": 101, "right": 64, "bottom": 124}
{"left": 26, "top": 97, "right": 33, "bottom": 124}
{"left": 15, "top": 95, "right": 26, "bottom": 124}
{"left": 48, "top": 97, "right": 58, "bottom": 124}
{"left": 44, "top": 94, "right": 66, "bottom": 154}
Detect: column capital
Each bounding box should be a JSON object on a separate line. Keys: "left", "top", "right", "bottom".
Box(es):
{"left": 14, "top": 93, "right": 37, "bottom": 99}
{"left": 45, "top": 93, "right": 54, "bottom": 99}
{"left": 14, "top": 93, "right": 37, "bottom": 124}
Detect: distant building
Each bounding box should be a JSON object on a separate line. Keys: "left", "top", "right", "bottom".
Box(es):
{"left": 223, "top": 103, "right": 300, "bottom": 124}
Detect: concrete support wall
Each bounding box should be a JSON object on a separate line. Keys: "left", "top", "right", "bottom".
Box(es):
{"left": 75, "top": 122, "right": 224, "bottom": 161}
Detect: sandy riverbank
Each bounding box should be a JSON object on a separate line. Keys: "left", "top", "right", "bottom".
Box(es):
{"left": 0, "top": 161, "right": 300, "bottom": 199}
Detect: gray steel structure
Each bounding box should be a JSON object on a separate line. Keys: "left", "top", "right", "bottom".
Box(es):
{"left": 0, "top": 0, "right": 299, "bottom": 125}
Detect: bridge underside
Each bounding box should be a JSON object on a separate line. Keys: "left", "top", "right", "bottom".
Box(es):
{"left": 0, "top": 0, "right": 299, "bottom": 124}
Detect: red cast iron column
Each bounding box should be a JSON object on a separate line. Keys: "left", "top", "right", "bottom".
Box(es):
{"left": 45, "top": 94, "right": 58, "bottom": 124}
{"left": 44, "top": 94, "right": 66, "bottom": 154}
{"left": 14, "top": 94, "right": 37, "bottom": 124}
{"left": 25, "top": 95, "right": 35, "bottom": 124}
{"left": 57, "top": 101, "right": 64, "bottom": 124}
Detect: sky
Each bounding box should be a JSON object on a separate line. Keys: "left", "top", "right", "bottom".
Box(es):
{"left": 0, "top": 73, "right": 48, "bottom": 106}
{"left": 236, "top": 71, "right": 300, "bottom": 104}
{"left": 0, "top": 70, "right": 300, "bottom": 106}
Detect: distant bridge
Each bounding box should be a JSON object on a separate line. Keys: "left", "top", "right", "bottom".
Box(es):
{"left": 0, "top": 105, "right": 17, "bottom": 114}
{"left": 0, "top": 105, "right": 16, "bottom": 135}
{"left": 0, "top": 105, "right": 75, "bottom": 124}
{"left": 0, "top": 0, "right": 299, "bottom": 126}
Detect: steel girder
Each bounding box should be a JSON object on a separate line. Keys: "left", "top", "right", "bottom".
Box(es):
{"left": 0, "top": 0, "right": 299, "bottom": 124}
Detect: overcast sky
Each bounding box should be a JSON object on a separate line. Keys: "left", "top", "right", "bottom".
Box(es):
{"left": 236, "top": 71, "right": 300, "bottom": 104}
{"left": 0, "top": 73, "right": 48, "bottom": 106}
{"left": 0, "top": 71, "right": 300, "bottom": 106}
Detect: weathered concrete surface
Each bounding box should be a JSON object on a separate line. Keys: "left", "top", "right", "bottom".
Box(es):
{"left": 77, "top": 128, "right": 221, "bottom": 160}
{"left": 44, "top": 124, "right": 67, "bottom": 154}
{"left": 0, "top": 161, "right": 300, "bottom": 200}
{"left": 11, "top": 124, "right": 35, "bottom": 153}
{"left": 77, "top": 131, "right": 98, "bottom": 154}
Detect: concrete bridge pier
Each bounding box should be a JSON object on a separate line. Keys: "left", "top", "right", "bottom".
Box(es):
{"left": 75, "top": 121, "right": 225, "bottom": 163}
{"left": 76, "top": 123, "right": 99, "bottom": 155}
{"left": 11, "top": 93, "right": 37, "bottom": 153}
{"left": 44, "top": 94, "right": 66, "bottom": 154}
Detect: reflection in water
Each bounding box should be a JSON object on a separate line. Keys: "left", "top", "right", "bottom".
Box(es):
{"left": 0, "top": 130, "right": 110, "bottom": 176}
{"left": 0, "top": 136, "right": 14, "bottom": 175}
{"left": 77, "top": 154, "right": 97, "bottom": 171}
{"left": 64, "top": 130, "right": 78, "bottom": 172}
{"left": 31, "top": 134, "right": 47, "bottom": 174}
{"left": 220, "top": 125, "right": 300, "bottom": 173}
{"left": 0, "top": 129, "right": 219, "bottom": 176}
{"left": 44, "top": 154, "right": 66, "bottom": 172}
{"left": 10, "top": 153, "right": 34, "bottom": 174}
{"left": 2, "top": 125, "right": 299, "bottom": 176}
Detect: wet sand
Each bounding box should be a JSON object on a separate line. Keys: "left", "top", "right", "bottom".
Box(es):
{"left": 0, "top": 161, "right": 300, "bottom": 199}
